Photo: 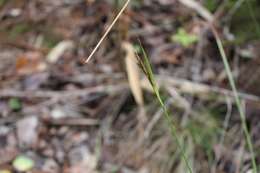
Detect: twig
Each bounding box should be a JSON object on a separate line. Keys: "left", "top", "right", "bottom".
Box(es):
{"left": 220, "top": 96, "right": 233, "bottom": 146}
{"left": 141, "top": 75, "right": 260, "bottom": 102}
{"left": 0, "top": 84, "right": 128, "bottom": 98}
{"left": 46, "top": 118, "right": 99, "bottom": 126}
{"left": 2, "top": 40, "right": 49, "bottom": 53}
{"left": 85, "top": 0, "right": 131, "bottom": 63}
{"left": 211, "top": 96, "right": 233, "bottom": 173}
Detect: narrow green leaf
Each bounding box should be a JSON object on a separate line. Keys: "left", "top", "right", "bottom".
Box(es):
{"left": 213, "top": 29, "right": 257, "bottom": 173}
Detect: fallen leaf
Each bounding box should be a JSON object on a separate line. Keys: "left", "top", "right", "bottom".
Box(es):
{"left": 68, "top": 146, "right": 98, "bottom": 173}
{"left": 50, "top": 108, "right": 66, "bottom": 119}
{"left": 16, "top": 52, "right": 47, "bottom": 75}
{"left": 17, "top": 116, "right": 39, "bottom": 147}
{"left": 0, "top": 170, "right": 12, "bottom": 173}
{"left": 12, "top": 155, "right": 34, "bottom": 172}
{"left": 46, "top": 40, "right": 74, "bottom": 63}
{"left": 122, "top": 42, "right": 144, "bottom": 106}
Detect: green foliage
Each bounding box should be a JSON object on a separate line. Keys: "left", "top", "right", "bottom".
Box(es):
{"left": 9, "top": 23, "right": 31, "bottom": 39}
{"left": 204, "top": 0, "right": 218, "bottom": 12}
{"left": 171, "top": 28, "right": 198, "bottom": 47}
{"left": 42, "top": 31, "right": 62, "bottom": 48}
{"left": 229, "top": 0, "right": 260, "bottom": 43}
{"left": 130, "top": 0, "right": 143, "bottom": 8}
{"left": 0, "top": 0, "right": 7, "bottom": 7}
{"left": 43, "top": 36, "right": 60, "bottom": 48}
{"left": 8, "top": 98, "right": 22, "bottom": 111}
{"left": 186, "top": 109, "right": 221, "bottom": 163}
{"left": 13, "top": 155, "right": 34, "bottom": 172}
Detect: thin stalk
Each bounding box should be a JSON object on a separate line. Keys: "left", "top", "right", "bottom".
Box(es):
{"left": 136, "top": 45, "right": 193, "bottom": 173}
{"left": 153, "top": 87, "right": 193, "bottom": 173}
{"left": 212, "top": 28, "right": 257, "bottom": 173}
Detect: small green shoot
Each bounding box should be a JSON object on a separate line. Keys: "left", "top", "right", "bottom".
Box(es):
{"left": 8, "top": 98, "right": 22, "bottom": 111}
{"left": 135, "top": 42, "right": 193, "bottom": 173}
{"left": 171, "top": 28, "right": 198, "bottom": 47}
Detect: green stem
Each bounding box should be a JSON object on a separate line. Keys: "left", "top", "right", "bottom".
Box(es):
{"left": 213, "top": 29, "right": 257, "bottom": 173}
{"left": 153, "top": 87, "right": 193, "bottom": 173}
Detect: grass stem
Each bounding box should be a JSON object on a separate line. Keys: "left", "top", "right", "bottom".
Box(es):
{"left": 212, "top": 28, "right": 257, "bottom": 173}
{"left": 137, "top": 45, "right": 193, "bottom": 173}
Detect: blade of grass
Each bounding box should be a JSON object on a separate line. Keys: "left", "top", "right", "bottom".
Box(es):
{"left": 136, "top": 44, "right": 193, "bottom": 173}
{"left": 212, "top": 27, "right": 257, "bottom": 173}
{"left": 84, "top": 0, "right": 131, "bottom": 63}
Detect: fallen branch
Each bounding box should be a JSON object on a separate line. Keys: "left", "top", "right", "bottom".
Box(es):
{"left": 141, "top": 75, "right": 260, "bottom": 102}
{"left": 0, "top": 84, "right": 128, "bottom": 98}
{"left": 46, "top": 117, "right": 99, "bottom": 126}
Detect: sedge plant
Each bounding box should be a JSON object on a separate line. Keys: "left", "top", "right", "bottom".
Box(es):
{"left": 84, "top": 0, "right": 257, "bottom": 171}
{"left": 135, "top": 43, "right": 193, "bottom": 173}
